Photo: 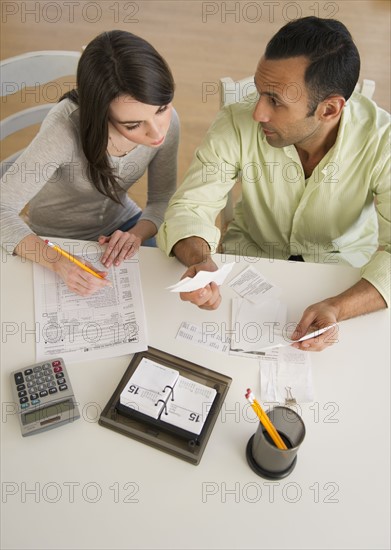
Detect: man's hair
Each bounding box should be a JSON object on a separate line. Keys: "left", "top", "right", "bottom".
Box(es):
{"left": 265, "top": 16, "right": 361, "bottom": 115}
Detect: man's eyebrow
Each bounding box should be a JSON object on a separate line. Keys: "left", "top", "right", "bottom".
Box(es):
{"left": 254, "top": 81, "right": 285, "bottom": 103}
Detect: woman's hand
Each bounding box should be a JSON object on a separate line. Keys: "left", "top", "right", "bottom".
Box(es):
{"left": 54, "top": 257, "right": 110, "bottom": 296}
{"left": 99, "top": 230, "right": 141, "bottom": 267}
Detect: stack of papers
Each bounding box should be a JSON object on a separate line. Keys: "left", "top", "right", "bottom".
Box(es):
{"left": 228, "top": 266, "right": 316, "bottom": 403}
{"left": 258, "top": 346, "right": 314, "bottom": 404}
{"left": 228, "top": 266, "right": 336, "bottom": 353}
{"left": 170, "top": 263, "right": 336, "bottom": 404}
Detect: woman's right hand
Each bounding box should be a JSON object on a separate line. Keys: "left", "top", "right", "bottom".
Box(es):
{"left": 54, "top": 257, "right": 110, "bottom": 296}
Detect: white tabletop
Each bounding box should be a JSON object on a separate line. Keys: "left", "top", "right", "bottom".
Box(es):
{"left": 1, "top": 245, "right": 390, "bottom": 549}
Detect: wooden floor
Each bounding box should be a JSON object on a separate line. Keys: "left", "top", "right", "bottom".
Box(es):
{"left": 1, "top": 0, "right": 390, "bottom": 209}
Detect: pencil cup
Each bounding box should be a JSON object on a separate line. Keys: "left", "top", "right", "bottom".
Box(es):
{"left": 246, "top": 406, "right": 305, "bottom": 480}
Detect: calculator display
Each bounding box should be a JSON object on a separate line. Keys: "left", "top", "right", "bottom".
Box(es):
{"left": 22, "top": 399, "right": 75, "bottom": 425}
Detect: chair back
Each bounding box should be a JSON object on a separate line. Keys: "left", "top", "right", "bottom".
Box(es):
{"left": 1, "top": 50, "right": 80, "bottom": 178}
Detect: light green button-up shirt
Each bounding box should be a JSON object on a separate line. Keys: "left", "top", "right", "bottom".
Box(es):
{"left": 157, "top": 92, "right": 390, "bottom": 306}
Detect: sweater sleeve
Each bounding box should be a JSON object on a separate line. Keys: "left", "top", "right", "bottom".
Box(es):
{"left": 0, "top": 101, "right": 76, "bottom": 254}
{"left": 140, "top": 108, "right": 180, "bottom": 230}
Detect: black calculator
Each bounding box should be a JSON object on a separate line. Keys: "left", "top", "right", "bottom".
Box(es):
{"left": 10, "top": 358, "right": 80, "bottom": 436}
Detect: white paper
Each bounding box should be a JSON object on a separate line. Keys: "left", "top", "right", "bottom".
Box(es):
{"left": 33, "top": 252, "right": 148, "bottom": 362}
{"left": 230, "top": 296, "right": 337, "bottom": 352}
{"left": 167, "top": 262, "right": 235, "bottom": 292}
{"left": 120, "top": 358, "right": 179, "bottom": 419}
{"left": 228, "top": 266, "right": 281, "bottom": 303}
{"left": 161, "top": 376, "right": 217, "bottom": 435}
{"left": 259, "top": 346, "right": 314, "bottom": 404}
{"left": 230, "top": 296, "right": 289, "bottom": 352}
{"left": 175, "top": 321, "right": 231, "bottom": 353}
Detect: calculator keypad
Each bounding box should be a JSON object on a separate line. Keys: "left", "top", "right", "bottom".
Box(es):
{"left": 13, "top": 360, "right": 69, "bottom": 410}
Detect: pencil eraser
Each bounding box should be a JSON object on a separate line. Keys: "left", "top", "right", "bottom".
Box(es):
{"left": 44, "top": 239, "right": 49, "bottom": 244}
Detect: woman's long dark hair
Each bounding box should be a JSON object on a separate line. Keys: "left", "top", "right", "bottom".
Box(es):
{"left": 63, "top": 30, "right": 175, "bottom": 203}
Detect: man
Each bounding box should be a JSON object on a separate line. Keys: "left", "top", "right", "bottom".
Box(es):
{"left": 157, "top": 17, "right": 390, "bottom": 351}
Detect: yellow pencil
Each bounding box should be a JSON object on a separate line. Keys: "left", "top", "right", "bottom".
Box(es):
{"left": 45, "top": 240, "right": 104, "bottom": 280}
{"left": 245, "top": 388, "right": 287, "bottom": 450}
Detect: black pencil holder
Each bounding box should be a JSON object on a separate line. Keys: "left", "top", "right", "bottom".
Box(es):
{"left": 246, "top": 406, "right": 305, "bottom": 480}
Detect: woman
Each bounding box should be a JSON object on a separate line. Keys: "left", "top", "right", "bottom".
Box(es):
{"left": 0, "top": 30, "right": 179, "bottom": 295}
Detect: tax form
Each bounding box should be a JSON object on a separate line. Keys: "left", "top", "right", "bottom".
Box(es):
{"left": 33, "top": 246, "right": 147, "bottom": 362}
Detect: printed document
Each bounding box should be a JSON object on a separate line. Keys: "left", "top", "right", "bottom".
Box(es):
{"left": 33, "top": 246, "right": 147, "bottom": 362}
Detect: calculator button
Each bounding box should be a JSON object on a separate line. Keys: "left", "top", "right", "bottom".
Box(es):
{"left": 39, "top": 390, "right": 49, "bottom": 397}
{"left": 17, "top": 384, "right": 26, "bottom": 391}
{"left": 24, "top": 368, "right": 33, "bottom": 376}
{"left": 59, "top": 384, "right": 68, "bottom": 391}
{"left": 31, "top": 399, "right": 40, "bottom": 405}
{"left": 53, "top": 366, "right": 63, "bottom": 373}
{"left": 33, "top": 366, "right": 42, "bottom": 372}
{"left": 37, "top": 384, "right": 46, "bottom": 392}
{"left": 45, "top": 375, "right": 55, "bottom": 382}
{"left": 36, "top": 377, "right": 45, "bottom": 385}
{"left": 14, "top": 372, "right": 24, "bottom": 385}
{"left": 55, "top": 372, "right": 64, "bottom": 379}
{"left": 19, "top": 397, "right": 28, "bottom": 404}
{"left": 25, "top": 375, "right": 34, "bottom": 382}
{"left": 57, "top": 377, "right": 65, "bottom": 385}
{"left": 18, "top": 390, "right": 27, "bottom": 398}
{"left": 30, "top": 393, "right": 39, "bottom": 400}
{"left": 21, "top": 403, "right": 30, "bottom": 409}
{"left": 52, "top": 360, "right": 61, "bottom": 367}
{"left": 49, "top": 387, "right": 58, "bottom": 395}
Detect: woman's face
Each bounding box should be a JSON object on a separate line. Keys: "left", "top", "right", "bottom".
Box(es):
{"left": 108, "top": 95, "right": 173, "bottom": 147}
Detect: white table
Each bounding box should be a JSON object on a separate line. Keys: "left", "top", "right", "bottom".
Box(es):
{"left": 1, "top": 246, "right": 390, "bottom": 549}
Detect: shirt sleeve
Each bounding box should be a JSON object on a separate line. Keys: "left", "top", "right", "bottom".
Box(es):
{"left": 140, "top": 108, "right": 180, "bottom": 230}
{"left": 157, "top": 106, "right": 241, "bottom": 255}
{"left": 360, "top": 143, "right": 391, "bottom": 306}
{"left": 0, "top": 103, "right": 75, "bottom": 254}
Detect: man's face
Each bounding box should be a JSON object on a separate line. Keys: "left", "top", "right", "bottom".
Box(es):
{"left": 253, "top": 56, "right": 322, "bottom": 148}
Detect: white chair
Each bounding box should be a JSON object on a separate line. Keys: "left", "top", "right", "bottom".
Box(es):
{"left": 218, "top": 75, "right": 376, "bottom": 227}
{"left": 1, "top": 50, "right": 81, "bottom": 178}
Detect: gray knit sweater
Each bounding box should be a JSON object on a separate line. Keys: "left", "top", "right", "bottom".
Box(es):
{"left": 0, "top": 99, "right": 179, "bottom": 253}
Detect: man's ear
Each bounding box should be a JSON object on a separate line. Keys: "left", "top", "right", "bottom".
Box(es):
{"left": 318, "top": 96, "right": 346, "bottom": 120}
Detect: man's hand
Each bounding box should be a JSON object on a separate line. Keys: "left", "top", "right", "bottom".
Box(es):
{"left": 291, "top": 302, "right": 339, "bottom": 352}
{"left": 179, "top": 260, "right": 221, "bottom": 310}
{"left": 291, "top": 278, "right": 386, "bottom": 351}
{"left": 172, "top": 236, "right": 223, "bottom": 310}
